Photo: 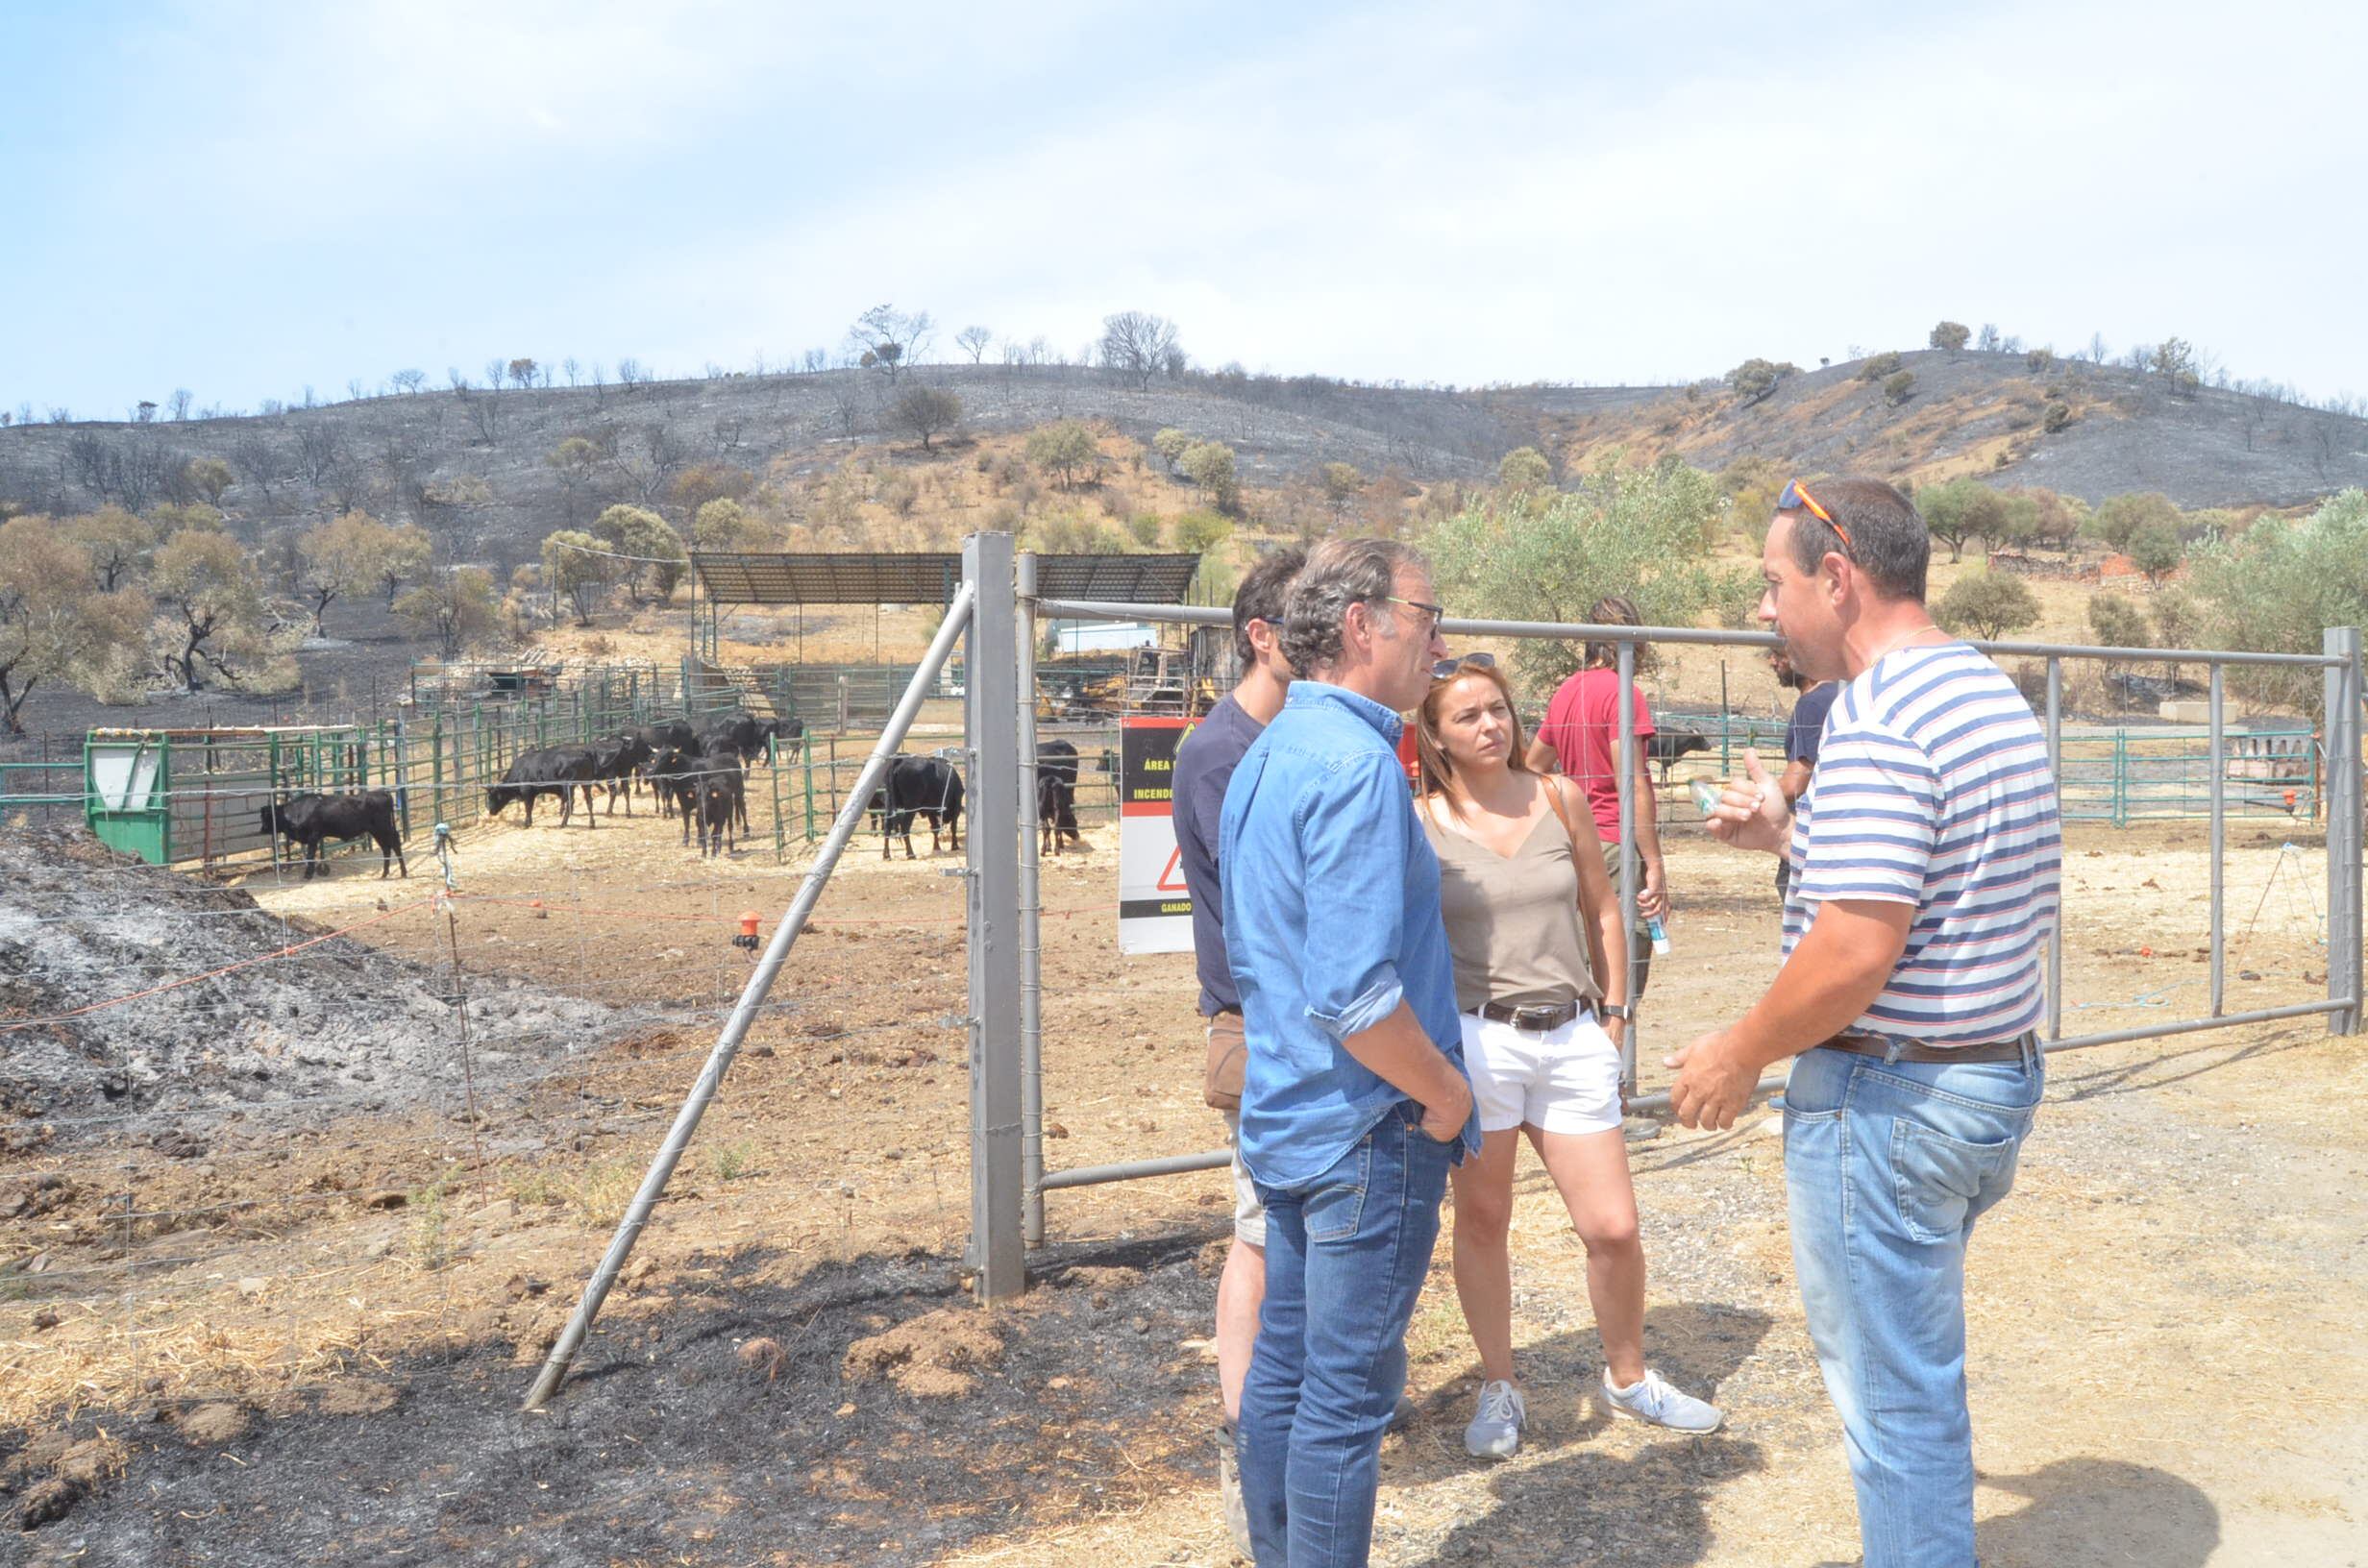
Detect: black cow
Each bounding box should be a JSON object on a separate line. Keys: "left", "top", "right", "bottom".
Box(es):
{"left": 259, "top": 791, "right": 407, "bottom": 881}
{"left": 690, "top": 775, "right": 736, "bottom": 858}
{"left": 874, "top": 754, "right": 965, "bottom": 860}
{"left": 699, "top": 712, "right": 802, "bottom": 766}
{"left": 487, "top": 745, "right": 600, "bottom": 827}
{"left": 590, "top": 732, "right": 652, "bottom": 817}
{"left": 649, "top": 746, "right": 748, "bottom": 845}
{"left": 1037, "top": 739, "right": 1082, "bottom": 855}
{"left": 644, "top": 744, "right": 695, "bottom": 821}
{"left": 692, "top": 743, "right": 750, "bottom": 834}
{"left": 1647, "top": 727, "right": 1712, "bottom": 785}
{"left": 637, "top": 718, "right": 698, "bottom": 755}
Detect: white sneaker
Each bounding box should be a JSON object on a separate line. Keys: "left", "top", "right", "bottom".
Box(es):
{"left": 1464, "top": 1379, "right": 1526, "bottom": 1459}
{"left": 1601, "top": 1368, "right": 1723, "bottom": 1433}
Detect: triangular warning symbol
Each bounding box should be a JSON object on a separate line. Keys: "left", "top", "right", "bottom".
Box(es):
{"left": 1156, "top": 845, "right": 1189, "bottom": 893}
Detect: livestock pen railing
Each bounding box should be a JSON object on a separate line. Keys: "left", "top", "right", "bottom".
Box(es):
{"left": 1657, "top": 707, "right": 2323, "bottom": 824}
{"left": 518, "top": 535, "right": 2363, "bottom": 1405}
{"left": 1013, "top": 595, "right": 2364, "bottom": 1227}
{"left": 68, "top": 701, "right": 811, "bottom": 874}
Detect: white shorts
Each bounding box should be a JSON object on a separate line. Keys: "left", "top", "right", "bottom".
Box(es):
{"left": 1460, "top": 1010, "right": 1624, "bottom": 1136}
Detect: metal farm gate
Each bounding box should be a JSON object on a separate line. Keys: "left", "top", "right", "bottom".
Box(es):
{"left": 520, "top": 534, "right": 2365, "bottom": 1407}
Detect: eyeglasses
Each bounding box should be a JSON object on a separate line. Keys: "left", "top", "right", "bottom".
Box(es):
{"left": 1432, "top": 651, "right": 1495, "bottom": 679}
{"left": 1381, "top": 595, "right": 1445, "bottom": 635}
{"left": 1778, "top": 479, "right": 1854, "bottom": 557}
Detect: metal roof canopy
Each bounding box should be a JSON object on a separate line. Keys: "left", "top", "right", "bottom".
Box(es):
{"left": 689, "top": 551, "right": 1201, "bottom": 607}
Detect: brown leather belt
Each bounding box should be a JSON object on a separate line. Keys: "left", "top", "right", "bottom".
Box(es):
{"left": 1819, "top": 1029, "right": 2037, "bottom": 1065}
{"left": 1476, "top": 999, "right": 1587, "bottom": 1033}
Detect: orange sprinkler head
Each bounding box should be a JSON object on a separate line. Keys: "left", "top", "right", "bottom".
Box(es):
{"left": 740, "top": 911, "right": 761, "bottom": 941}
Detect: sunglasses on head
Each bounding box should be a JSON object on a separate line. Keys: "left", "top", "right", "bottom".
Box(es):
{"left": 1778, "top": 479, "right": 1854, "bottom": 557}
{"left": 1431, "top": 651, "right": 1496, "bottom": 680}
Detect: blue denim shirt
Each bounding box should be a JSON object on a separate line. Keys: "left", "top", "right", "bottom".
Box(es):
{"left": 1219, "top": 681, "right": 1478, "bottom": 1188}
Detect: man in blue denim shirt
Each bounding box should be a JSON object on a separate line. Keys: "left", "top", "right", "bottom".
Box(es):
{"left": 1220, "top": 537, "right": 1479, "bottom": 1568}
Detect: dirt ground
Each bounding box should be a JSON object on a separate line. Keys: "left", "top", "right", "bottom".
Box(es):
{"left": 1, "top": 787, "right": 2361, "bottom": 1566}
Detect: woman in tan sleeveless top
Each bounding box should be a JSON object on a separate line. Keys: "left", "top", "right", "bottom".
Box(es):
{"left": 1417, "top": 655, "right": 1721, "bottom": 1459}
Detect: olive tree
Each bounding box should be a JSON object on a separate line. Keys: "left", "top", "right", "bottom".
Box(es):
{"left": 891, "top": 385, "right": 963, "bottom": 451}
{"left": 0, "top": 517, "right": 150, "bottom": 733}
{"left": 148, "top": 527, "right": 279, "bottom": 692}
{"left": 591, "top": 504, "right": 687, "bottom": 601}
{"left": 2189, "top": 488, "right": 2368, "bottom": 707}
{"left": 1934, "top": 572, "right": 2040, "bottom": 640}
{"left": 1026, "top": 421, "right": 1101, "bottom": 489}
{"left": 542, "top": 529, "right": 616, "bottom": 625}
{"left": 1179, "top": 441, "right": 1239, "bottom": 513}
{"left": 395, "top": 567, "right": 500, "bottom": 657}
{"left": 1427, "top": 458, "right": 1738, "bottom": 696}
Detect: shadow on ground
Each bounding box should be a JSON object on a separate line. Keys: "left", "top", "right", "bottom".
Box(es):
{"left": 1977, "top": 1458, "right": 2220, "bottom": 1568}
{"left": 1400, "top": 1304, "right": 1775, "bottom": 1567}
{"left": 7, "top": 1231, "right": 1231, "bottom": 1567}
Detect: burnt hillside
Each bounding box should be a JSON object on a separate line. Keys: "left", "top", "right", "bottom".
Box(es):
{"left": 1532, "top": 350, "right": 2368, "bottom": 507}
{"left": 4, "top": 357, "right": 2357, "bottom": 588}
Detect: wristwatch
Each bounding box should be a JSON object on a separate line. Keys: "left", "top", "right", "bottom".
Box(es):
{"left": 1599, "top": 1003, "right": 1632, "bottom": 1021}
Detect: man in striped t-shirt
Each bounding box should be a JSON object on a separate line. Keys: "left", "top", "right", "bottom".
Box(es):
{"left": 1671, "top": 477, "right": 2060, "bottom": 1568}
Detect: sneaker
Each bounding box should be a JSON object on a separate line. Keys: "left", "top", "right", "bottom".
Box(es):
{"left": 1601, "top": 1368, "right": 1723, "bottom": 1433}
{"left": 1464, "top": 1380, "right": 1526, "bottom": 1459}
{"left": 1388, "top": 1392, "right": 1418, "bottom": 1432}
{"left": 1217, "top": 1422, "right": 1251, "bottom": 1559}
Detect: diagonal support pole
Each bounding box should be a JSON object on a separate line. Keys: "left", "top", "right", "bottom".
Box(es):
{"left": 522, "top": 584, "right": 977, "bottom": 1409}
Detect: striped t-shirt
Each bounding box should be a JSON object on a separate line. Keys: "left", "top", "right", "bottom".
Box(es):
{"left": 1782, "top": 641, "right": 2062, "bottom": 1047}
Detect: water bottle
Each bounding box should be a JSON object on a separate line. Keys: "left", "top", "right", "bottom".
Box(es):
{"left": 1646, "top": 916, "right": 1670, "bottom": 955}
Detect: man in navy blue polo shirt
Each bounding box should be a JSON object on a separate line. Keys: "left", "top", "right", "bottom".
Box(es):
{"left": 1221, "top": 537, "right": 1478, "bottom": 1568}
{"left": 1170, "top": 545, "right": 1302, "bottom": 1556}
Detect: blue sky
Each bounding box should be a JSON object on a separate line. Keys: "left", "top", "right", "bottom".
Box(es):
{"left": 3, "top": 0, "right": 2361, "bottom": 419}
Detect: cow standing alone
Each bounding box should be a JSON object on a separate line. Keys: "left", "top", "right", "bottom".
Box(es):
{"left": 874, "top": 755, "right": 965, "bottom": 860}
{"left": 259, "top": 792, "right": 407, "bottom": 881}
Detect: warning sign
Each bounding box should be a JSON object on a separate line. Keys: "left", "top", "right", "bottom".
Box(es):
{"left": 1118, "top": 717, "right": 1196, "bottom": 954}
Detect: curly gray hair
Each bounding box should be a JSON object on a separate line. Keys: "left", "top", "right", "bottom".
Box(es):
{"left": 1280, "top": 538, "right": 1428, "bottom": 676}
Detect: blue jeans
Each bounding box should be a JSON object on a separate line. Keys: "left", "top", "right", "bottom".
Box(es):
{"left": 1239, "top": 1102, "right": 1455, "bottom": 1567}
{"left": 1784, "top": 1041, "right": 2045, "bottom": 1568}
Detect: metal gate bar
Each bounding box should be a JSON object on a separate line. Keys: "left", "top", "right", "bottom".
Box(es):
{"left": 1017, "top": 597, "right": 2362, "bottom": 1205}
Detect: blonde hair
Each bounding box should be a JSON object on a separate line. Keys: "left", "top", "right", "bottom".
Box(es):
{"left": 1415, "top": 657, "right": 1528, "bottom": 816}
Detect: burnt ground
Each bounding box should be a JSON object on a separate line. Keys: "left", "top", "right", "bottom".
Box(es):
{"left": 2, "top": 1237, "right": 1218, "bottom": 1568}
{"left": 0, "top": 827, "right": 625, "bottom": 1147}
{"left": 1, "top": 806, "right": 2363, "bottom": 1566}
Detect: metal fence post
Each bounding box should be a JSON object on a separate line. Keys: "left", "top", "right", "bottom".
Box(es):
{"left": 2209, "top": 664, "right": 2226, "bottom": 1016}
{"left": 2045, "top": 657, "right": 2063, "bottom": 1041}
{"left": 1615, "top": 638, "right": 1640, "bottom": 1094}
{"left": 2327, "top": 627, "right": 2363, "bottom": 1036}
{"left": 1016, "top": 551, "right": 1047, "bottom": 1247}
{"left": 964, "top": 532, "right": 1026, "bottom": 1300}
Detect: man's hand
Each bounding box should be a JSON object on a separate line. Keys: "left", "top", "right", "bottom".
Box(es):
{"left": 1418, "top": 1075, "right": 1473, "bottom": 1144}
{"left": 1665, "top": 1029, "right": 1761, "bottom": 1131}
{"left": 1706, "top": 748, "right": 1793, "bottom": 855}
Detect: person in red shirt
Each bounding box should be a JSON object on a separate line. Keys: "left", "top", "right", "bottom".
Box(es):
{"left": 1524, "top": 595, "right": 1668, "bottom": 995}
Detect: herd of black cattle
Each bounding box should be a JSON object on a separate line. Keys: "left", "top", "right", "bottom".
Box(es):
{"left": 253, "top": 710, "right": 1098, "bottom": 878}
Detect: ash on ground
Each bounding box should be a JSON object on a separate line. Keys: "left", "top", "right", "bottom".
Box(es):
{"left": 0, "top": 827, "right": 625, "bottom": 1149}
